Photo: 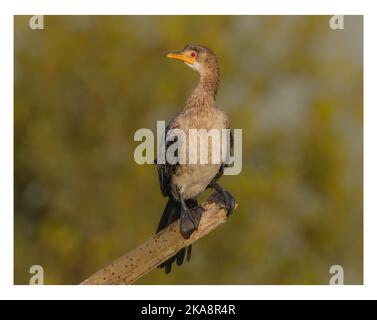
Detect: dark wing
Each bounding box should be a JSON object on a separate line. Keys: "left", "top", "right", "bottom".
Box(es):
{"left": 156, "top": 122, "right": 178, "bottom": 198}
{"left": 157, "top": 163, "right": 169, "bottom": 197}
{"left": 224, "top": 128, "right": 234, "bottom": 168}
{"left": 209, "top": 128, "right": 233, "bottom": 186}
{"left": 157, "top": 162, "right": 176, "bottom": 197}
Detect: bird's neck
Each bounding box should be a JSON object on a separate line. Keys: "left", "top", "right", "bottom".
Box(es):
{"left": 186, "top": 70, "right": 220, "bottom": 109}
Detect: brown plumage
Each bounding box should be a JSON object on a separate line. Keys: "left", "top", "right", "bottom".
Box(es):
{"left": 156, "top": 44, "right": 235, "bottom": 274}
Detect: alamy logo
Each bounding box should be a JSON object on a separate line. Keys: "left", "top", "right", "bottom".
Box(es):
{"left": 134, "top": 121, "right": 242, "bottom": 175}
{"left": 29, "top": 265, "right": 44, "bottom": 285}
{"left": 29, "top": 15, "right": 44, "bottom": 30}
{"left": 329, "top": 15, "right": 345, "bottom": 30}
{"left": 329, "top": 265, "right": 344, "bottom": 285}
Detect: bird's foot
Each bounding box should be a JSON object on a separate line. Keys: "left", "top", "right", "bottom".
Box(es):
{"left": 180, "top": 206, "right": 204, "bottom": 239}
{"left": 209, "top": 190, "right": 235, "bottom": 217}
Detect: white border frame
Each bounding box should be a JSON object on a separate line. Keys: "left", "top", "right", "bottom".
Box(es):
{"left": 1, "top": 0, "right": 375, "bottom": 300}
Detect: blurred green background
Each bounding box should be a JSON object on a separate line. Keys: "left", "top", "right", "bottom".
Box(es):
{"left": 14, "top": 16, "right": 363, "bottom": 284}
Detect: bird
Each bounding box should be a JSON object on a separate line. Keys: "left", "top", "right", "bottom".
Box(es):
{"left": 156, "top": 44, "right": 235, "bottom": 274}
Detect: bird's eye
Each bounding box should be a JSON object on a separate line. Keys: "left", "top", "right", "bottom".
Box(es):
{"left": 191, "top": 51, "right": 196, "bottom": 58}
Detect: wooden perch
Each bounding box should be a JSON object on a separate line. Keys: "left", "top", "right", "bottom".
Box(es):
{"left": 81, "top": 193, "right": 237, "bottom": 285}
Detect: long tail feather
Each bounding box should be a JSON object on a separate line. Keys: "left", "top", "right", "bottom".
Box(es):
{"left": 156, "top": 198, "right": 197, "bottom": 274}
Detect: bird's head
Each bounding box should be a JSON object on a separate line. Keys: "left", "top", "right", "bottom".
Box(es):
{"left": 167, "top": 44, "right": 219, "bottom": 77}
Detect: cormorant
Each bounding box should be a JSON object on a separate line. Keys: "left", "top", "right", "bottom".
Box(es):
{"left": 156, "top": 44, "right": 235, "bottom": 274}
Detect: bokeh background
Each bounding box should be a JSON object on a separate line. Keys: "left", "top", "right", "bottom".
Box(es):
{"left": 14, "top": 16, "right": 363, "bottom": 284}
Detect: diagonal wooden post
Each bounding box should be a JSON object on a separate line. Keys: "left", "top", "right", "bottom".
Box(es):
{"left": 81, "top": 193, "right": 237, "bottom": 285}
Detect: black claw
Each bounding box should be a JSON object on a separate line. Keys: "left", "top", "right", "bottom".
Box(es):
{"left": 223, "top": 191, "right": 236, "bottom": 217}
{"left": 209, "top": 190, "right": 235, "bottom": 217}
{"left": 179, "top": 206, "right": 203, "bottom": 239}
{"left": 180, "top": 214, "right": 195, "bottom": 239}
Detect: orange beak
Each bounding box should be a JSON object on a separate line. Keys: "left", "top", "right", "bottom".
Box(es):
{"left": 167, "top": 53, "right": 195, "bottom": 64}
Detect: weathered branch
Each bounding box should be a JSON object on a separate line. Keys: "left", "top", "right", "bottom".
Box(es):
{"left": 81, "top": 193, "right": 237, "bottom": 285}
